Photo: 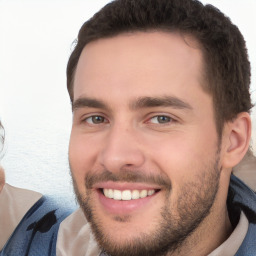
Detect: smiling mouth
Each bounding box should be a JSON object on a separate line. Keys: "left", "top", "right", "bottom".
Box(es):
{"left": 101, "top": 188, "right": 160, "bottom": 201}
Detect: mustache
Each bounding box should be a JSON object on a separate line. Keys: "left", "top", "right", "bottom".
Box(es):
{"left": 85, "top": 169, "right": 172, "bottom": 190}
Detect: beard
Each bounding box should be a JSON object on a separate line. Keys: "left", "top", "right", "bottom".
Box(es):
{"left": 71, "top": 150, "right": 221, "bottom": 256}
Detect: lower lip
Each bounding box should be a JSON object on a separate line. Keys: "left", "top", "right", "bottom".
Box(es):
{"left": 97, "top": 189, "right": 158, "bottom": 215}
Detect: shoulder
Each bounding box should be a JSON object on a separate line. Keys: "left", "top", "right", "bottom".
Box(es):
{"left": 0, "top": 186, "right": 75, "bottom": 256}
{"left": 0, "top": 184, "right": 43, "bottom": 251}
{"left": 228, "top": 175, "right": 256, "bottom": 255}
{"left": 57, "top": 208, "right": 101, "bottom": 256}
{"left": 233, "top": 152, "right": 256, "bottom": 191}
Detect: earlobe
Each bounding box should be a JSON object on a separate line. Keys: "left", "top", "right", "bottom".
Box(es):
{"left": 222, "top": 112, "right": 251, "bottom": 169}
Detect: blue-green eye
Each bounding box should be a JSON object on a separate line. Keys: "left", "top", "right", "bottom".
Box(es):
{"left": 85, "top": 116, "right": 106, "bottom": 124}
{"left": 150, "top": 116, "right": 172, "bottom": 124}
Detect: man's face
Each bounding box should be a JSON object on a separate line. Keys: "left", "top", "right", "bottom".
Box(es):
{"left": 69, "top": 32, "right": 223, "bottom": 255}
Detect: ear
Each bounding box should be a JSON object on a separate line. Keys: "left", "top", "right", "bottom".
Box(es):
{"left": 222, "top": 112, "right": 251, "bottom": 169}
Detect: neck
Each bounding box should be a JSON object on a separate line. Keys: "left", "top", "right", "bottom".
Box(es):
{"left": 169, "top": 178, "right": 233, "bottom": 256}
{"left": 168, "top": 208, "right": 232, "bottom": 256}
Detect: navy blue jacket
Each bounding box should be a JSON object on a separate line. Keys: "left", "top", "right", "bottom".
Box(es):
{"left": 229, "top": 175, "right": 256, "bottom": 255}
{"left": 0, "top": 196, "right": 73, "bottom": 256}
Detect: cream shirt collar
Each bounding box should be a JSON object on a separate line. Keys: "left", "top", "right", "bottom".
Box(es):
{"left": 0, "top": 183, "right": 42, "bottom": 250}
{"left": 57, "top": 208, "right": 248, "bottom": 256}
{"left": 208, "top": 211, "right": 248, "bottom": 256}
{"left": 56, "top": 208, "right": 101, "bottom": 256}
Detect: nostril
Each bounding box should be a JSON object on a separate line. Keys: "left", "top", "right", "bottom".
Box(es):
{"left": 98, "top": 139, "right": 145, "bottom": 172}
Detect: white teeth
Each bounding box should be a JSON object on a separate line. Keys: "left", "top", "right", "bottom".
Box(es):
{"left": 103, "top": 189, "right": 156, "bottom": 200}
{"left": 103, "top": 188, "right": 113, "bottom": 199}
{"left": 122, "top": 190, "right": 132, "bottom": 200}
{"left": 108, "top": 189, "right": 114, "bottom": 199}
{"left": 148, "top": 190, "right": 154, "bottom": 196}
{"left": 113, "top": 190, "right": 122, "bottom": 200}
{"left": 131, "top": 190, "right": 140, "bottom": 199}
{"left": 140, "top": 190, "right": 147, "bottom": 198}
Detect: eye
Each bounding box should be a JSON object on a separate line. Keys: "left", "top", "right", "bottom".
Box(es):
{"left": 150, "top": 115, "right": 172, "bottom": 124}
{"left": 84, "top": 115, "right": 107, "bottom": 124}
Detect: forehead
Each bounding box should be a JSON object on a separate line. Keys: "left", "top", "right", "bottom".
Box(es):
{"left": 73, "top": 31, "right": 207, "bottom": 104}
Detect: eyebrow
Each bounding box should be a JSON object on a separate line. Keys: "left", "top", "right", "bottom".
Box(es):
{"left": 72, "top": 95, "right": 192, "bottom": 112}
{"left": 129, "top": 96, "right": 193, "bottom": 110}
{"left": 72, "top": 97, "right": 109, "bottom": 112}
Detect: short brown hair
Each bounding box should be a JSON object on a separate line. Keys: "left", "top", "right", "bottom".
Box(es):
{"left": 67, "top": 0, "right": 252, "bottom": 135}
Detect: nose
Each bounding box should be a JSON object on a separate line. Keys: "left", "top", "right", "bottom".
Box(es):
{"left": 98, "top": 124, "right": 145, "bottom": 172}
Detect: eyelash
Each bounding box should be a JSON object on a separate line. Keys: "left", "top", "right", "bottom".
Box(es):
{"left": 82, "top": 114, "right": 175, "bottom": 126}
{"left": 148, "top": 115, "right": 173, "bottom": 124}
{"left": 83, "top": 115, "right": 108, "bottom": 125}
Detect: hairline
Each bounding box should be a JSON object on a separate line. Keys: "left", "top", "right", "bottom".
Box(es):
{"left": 69, "top": 29, "right": 211, "bottom": 97}
{"left": 68, "top": 29, "right": 227, "bottom": 138}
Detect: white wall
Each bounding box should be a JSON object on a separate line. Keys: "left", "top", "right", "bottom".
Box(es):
{"left": 0, "top": 0, "right": 255, "bottom": 204}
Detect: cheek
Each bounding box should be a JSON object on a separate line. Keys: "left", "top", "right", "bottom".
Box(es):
{"left": 69, "top": 132, "right": 99, "bottom": 187}
{"left": 147, "top": 130, "right": 218, "bottom": 182}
